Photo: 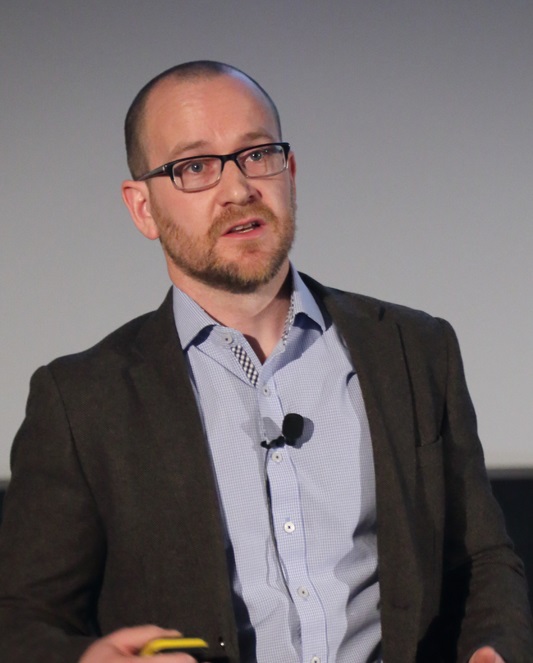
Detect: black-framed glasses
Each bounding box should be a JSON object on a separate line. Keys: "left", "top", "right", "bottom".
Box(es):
{"left": 136, "top": 142, "right": 290, "bottom": 192}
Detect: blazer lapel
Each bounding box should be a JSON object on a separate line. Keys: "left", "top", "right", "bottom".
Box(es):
{"left": 302, "top": 275, "right": 424, "bottom": 661}
{"left": 126, "top": 290, "right": 239, "bottom": 662}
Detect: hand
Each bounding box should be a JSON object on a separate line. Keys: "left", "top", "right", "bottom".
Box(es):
{"left": 79, "top": 625, "right": 198, "bottom": 662}
{"left": 468, "top": 646, "right": 505, "bottom": 663}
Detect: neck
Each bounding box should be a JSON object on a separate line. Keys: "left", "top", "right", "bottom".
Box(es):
{"left": 170, "top": 261, "right": 292, "bottom": 362}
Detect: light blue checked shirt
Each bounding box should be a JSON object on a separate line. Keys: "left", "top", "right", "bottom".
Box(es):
{"left": 173, "top": 267, "right": 382, "bottom": 663}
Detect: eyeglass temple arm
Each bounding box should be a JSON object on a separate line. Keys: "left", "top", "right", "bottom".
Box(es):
{"left": 136, "top": 164, "right": 170, "bottom": 182}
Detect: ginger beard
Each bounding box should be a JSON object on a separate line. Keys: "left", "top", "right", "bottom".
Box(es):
{"left": 151, "top": 188, "right": 296, "bottom": 294}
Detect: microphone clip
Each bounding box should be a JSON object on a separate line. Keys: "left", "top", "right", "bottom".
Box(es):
{"left": 260, "top": 413, "right": 304, "bottom": 450}
{"left": 261, "top": 435, "right": 288, "bottom": 450}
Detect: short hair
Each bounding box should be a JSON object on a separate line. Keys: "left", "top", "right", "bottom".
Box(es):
{"left": 124, "top": 60, "right": 282, "bottom": 179}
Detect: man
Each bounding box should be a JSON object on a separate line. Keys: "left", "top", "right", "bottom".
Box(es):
{"left": 0, "top": 61, "right": 531, "bottom": 663}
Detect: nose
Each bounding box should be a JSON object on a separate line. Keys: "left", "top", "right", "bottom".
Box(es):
{"left": 215, "top": 160, "right": 259, "bottom": 206}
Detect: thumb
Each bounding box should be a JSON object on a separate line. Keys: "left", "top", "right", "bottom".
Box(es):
{"left": 469, "top": 646, "right": 504, "bottom": 663}
{"left": 108, "top": 625, "right": 183, "bottom": 654}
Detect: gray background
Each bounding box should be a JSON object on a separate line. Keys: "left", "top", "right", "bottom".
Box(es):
{"left": 2, "top": 1, "right": 532, "bottom": 477}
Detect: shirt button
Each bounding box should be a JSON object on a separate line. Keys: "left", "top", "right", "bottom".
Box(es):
{"left": 283, "top": 521, "right": 295, "bottom": 534}
{"left": 311, "top": 657, "right": 321, "bottom": 663}
{"left": 271, "top": 451, "right": 283, "bottom": 463}
{"left": 297, "top": 586, "right": 309, "bottom": 599}
{"left": 262, "top": 385, "right": 270, "bottom": 396}
{"left": 222, "top": 334, "right": 233, "bottom": 345}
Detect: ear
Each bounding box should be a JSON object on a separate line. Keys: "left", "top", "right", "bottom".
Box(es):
{"left": 121, "top": 179, "right": 160, "bottom": 240}
{"left": 288, "top": 150, "right": 297, "bottom": 193}
{"left": 288, "top": 150, "right": 297, "bottom": 180}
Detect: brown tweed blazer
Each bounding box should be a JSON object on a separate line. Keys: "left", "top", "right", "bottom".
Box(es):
{"left": 0, "top": 274, "right": 531, "bottom": 662}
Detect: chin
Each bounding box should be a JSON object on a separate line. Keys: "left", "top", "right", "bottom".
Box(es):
{"left": 195, "top": 253, "right": 288, "bottom": 294}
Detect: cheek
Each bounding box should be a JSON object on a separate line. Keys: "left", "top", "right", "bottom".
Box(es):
{"left": 155, "top": 196, "right": 208, "bottom": 235}
{"left": 178, "top": 196, "right": 212, "bottom": 225}
{"left": 262, "top": 181, "right": 292, "bottom": 209}
{"left": 278, "top": 185, "right": 296, "bottom": 217}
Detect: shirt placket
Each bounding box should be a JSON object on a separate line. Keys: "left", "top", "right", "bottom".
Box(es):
{"left": 258, "top": 333, "right": 329, "bottom": 663}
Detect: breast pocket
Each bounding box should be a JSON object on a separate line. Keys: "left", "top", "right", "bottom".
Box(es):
{"left": 416, "top": 435, "right": 443, "bottom": 468}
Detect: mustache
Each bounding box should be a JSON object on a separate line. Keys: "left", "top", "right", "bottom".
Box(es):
{"left": 208, "top": 202, "right": 278, "bottom": 238}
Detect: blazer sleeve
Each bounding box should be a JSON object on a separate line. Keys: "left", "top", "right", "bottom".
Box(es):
{"left": 0, "top": 366, "right": 103, "bottom": 663}
{"left": 437, "top": 319, "right": 533, "bottom": 662}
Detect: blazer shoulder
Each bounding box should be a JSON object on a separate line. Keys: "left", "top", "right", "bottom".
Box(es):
{"left": 45, "top": 289, "right": 175, "bottom": 381}
{"left": 300, "top": 271, "right": 449, "bottom": 333}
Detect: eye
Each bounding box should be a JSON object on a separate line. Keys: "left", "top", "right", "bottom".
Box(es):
{"left": 248, "top": 148, "right": 269, "bottom": 163}
{"left": 174, "top": 158, "right": 219, "bottom": 180}
{"left": 181, "top": 159, "right": 206, "bottom": 175}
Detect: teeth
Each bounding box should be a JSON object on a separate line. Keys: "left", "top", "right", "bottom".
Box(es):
{"left": 230, "top": 222, "right": 257, "bottom": 233}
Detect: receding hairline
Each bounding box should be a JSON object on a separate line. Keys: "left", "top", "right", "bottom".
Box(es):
{"left": 125, "top": 61, "right": 282, "bottom": 179}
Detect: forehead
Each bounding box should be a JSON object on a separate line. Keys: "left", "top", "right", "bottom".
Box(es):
{"left": 142, "top": 74, "right": 279, "bottom": 162}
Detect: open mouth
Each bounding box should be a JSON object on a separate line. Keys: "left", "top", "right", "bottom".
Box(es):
{"left": 225, "top": 220, "right": 263, "bottom": 235}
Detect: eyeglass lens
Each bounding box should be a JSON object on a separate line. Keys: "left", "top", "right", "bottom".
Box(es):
{"left": 173, "top": 144, "right": 287, "bottom": 191}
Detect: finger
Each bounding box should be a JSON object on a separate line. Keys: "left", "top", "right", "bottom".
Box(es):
{"left": 149, "top": 656, "right": 198, "bottom": 662}
{"left": 108, "top": 625, "right": 183, "bottom": 654}
{"left": 469, "top": 646, "right": 504, "bottom": 663}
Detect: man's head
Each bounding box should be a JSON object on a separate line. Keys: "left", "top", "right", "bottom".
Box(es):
{"left": 121, "top": 61, "right": 296, "bottom": 295}
{"left": 125, "top": 61, "right": 282, "bottom": 181}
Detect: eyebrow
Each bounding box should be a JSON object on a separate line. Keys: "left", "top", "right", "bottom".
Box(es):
{"left": 167, "top": 129, "right": 277, "bottom": 160}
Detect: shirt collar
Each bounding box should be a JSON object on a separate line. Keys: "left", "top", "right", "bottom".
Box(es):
{"left": 172, "top": 263, "right": 326, "bottom": 351}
